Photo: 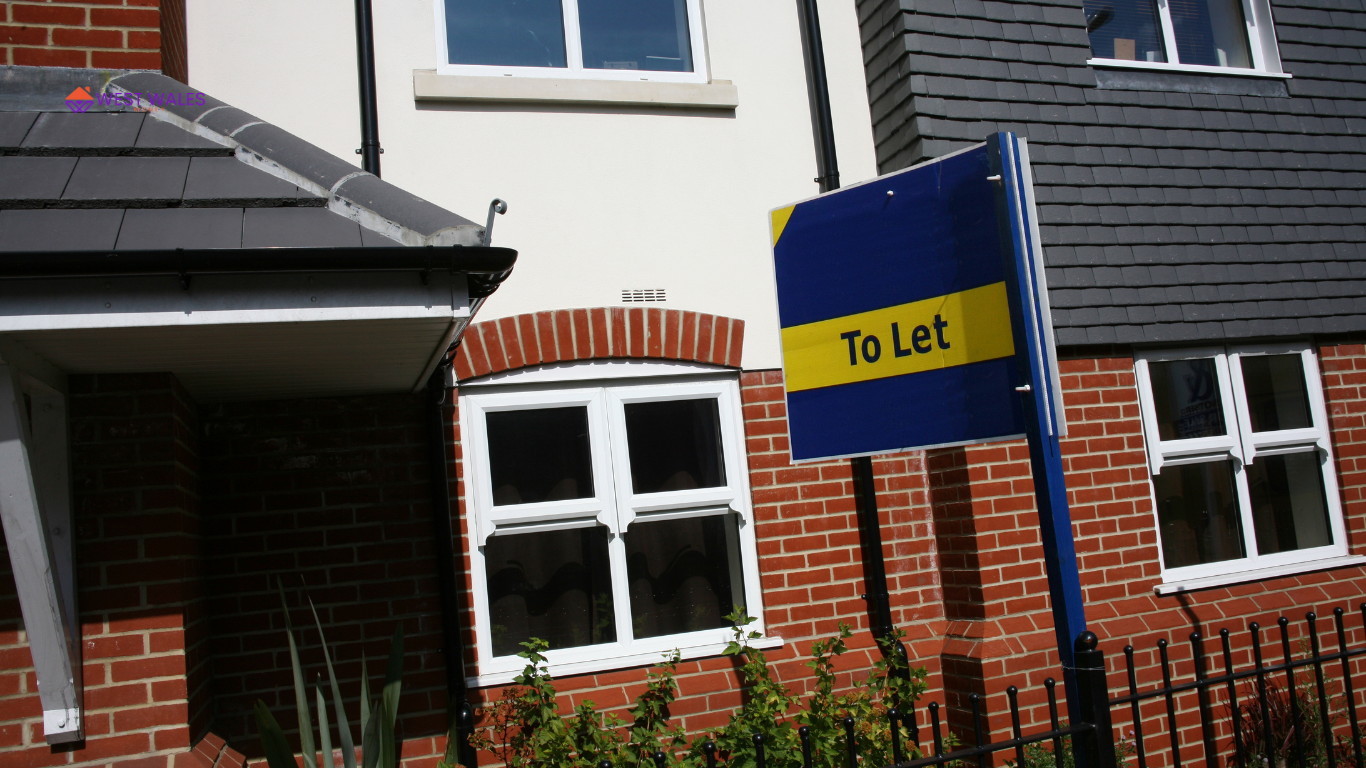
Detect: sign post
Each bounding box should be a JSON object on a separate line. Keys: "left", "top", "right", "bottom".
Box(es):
{"left": 769, "top": 132, "right": 1086, "bottom": 719}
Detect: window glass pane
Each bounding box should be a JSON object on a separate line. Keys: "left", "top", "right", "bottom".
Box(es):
{"left": 1240, "top": 355, "right": 1313, "bottom": 433}
{"left": 1082, "top": 0, "right": 1168, "bottom": 62}
{"left": 624, "top": 398, "right": 725, "bottom": 494}
{"left": 486, "top": 407, "right": 593, "bottom": 505}
{"left": 485, "top": 527, "right": 616, "bottom": 656}
{"left": 577, "top": 0, "right": 693, "bottom": 72}
{"left": 1149, "top": 358, "right": 1227, "bottom": 441}
{"left": 1170, "top": 0, "right": 1252, "bottom": 67}
{"left": 444, "top": 0, "right": 567, "bottom": 68}
{"left": 1153, "top": 460, "right": 1245, "bottom": 568}
{"left": 625, "top": 515, "right": 745, "bottom": 639}
{"left": 1249, "top": 453, "right": 1333, "bottom": 555}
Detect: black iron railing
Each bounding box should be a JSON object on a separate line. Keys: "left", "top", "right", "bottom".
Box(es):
{"left": 588, "top": 604, "right": 1366, "bottom": 768}
{"left": 1113, "top": 605, "right": 1366, "bottom": 768}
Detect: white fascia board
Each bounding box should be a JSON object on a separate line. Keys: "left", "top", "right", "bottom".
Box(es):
{"left": 0, "top": 271, "right": 469, "bottom": 332}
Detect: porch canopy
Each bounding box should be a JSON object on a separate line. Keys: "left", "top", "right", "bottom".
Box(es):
{"left": 0, "top": 68, "right": 515, "bottom": 744}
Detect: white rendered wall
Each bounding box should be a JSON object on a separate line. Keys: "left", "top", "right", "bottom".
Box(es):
{"left": 186, "top": 0, "right": 878, "bottom": 371}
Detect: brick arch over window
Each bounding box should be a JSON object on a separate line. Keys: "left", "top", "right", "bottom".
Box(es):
{"left": 451, "top": 308, "right": 745, "bottom": 380}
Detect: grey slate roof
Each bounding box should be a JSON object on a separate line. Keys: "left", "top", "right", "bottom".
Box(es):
{"left": 0, "top": 67, "right": 483, "bottom": 249}
{"left": 857, "top": 0, "right": 1366, "bottom": 347}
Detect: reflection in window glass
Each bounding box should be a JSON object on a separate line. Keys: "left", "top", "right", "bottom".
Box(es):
{"left": 486, "top": 407, "right": 593, "bottom": 506}
{"left": 625, "top": 515, "right": 745, "bottom": 639}
{"left": 1170, "top": 0, "right": 1252, "bottom": 67}
{"left": 1149, "top": 359, "right": 1227, "bottom": 441}
{"left": 624, "top": 398, "right": 725, "bottom": 494}
{"left": 1249, "top": 453, "right": 1333, "bottom": 555}
{"left": 485, "top": 527, "right": 616, "bottom": 656}
{"left": 1241, "top": 355, "right": 1313, "bottom": 433}
{"left": 1153, "top": 460, "right": 1245, "bottom": 568}
{"left": 445, "top": 0, "right": 567, "bottom": 68}
{"left": 577, "top": 0, "right": 693, "bottom": 72}
{"left": 1082, "top": 0, "right": 1167, "bottom": 62}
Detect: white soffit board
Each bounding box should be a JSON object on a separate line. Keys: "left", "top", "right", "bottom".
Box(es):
{"left": 8, "top": 317, "right": 453, "bottom": 402}
{"left": 0, "top": 272, "right": 468, "bottom": 332}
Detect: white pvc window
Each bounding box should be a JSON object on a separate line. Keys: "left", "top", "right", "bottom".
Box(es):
{"left": 434, "top": 0, "right": 709, "bottom": 83}
{"left": 1135, "top": 344, "right": 1346, "bottom": 583}
{"left": 1082, "top": 0, "right": 1287, "bottom": 77}
{"left": 460, "top": 373, "right": 763, "bottom": 681}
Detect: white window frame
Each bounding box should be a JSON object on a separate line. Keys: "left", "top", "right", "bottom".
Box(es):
{"left": 1135, "top": 343, "right": 1348, "bottom": 586}
{"left": 433, "top": 0, "right": 711, "bottom": 83}
{"left": 459, "top": 371, "right": 767, "bottom": 685}
{"left": 1085, "top": 0, "right": 1290, "bottom": 78}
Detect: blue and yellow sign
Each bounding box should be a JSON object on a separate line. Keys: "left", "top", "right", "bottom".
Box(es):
{"left": 771, "top": 144, "right": 1027, "bottom": 461}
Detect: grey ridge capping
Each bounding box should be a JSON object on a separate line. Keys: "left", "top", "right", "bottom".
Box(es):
{"left": 106, "top": 72, "right": 481, "bottom": 246}
{"left": 856, "top": 0, "right": 1366, "bottom": 348}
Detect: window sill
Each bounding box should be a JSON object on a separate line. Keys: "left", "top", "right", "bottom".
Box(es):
{"left": 1086, "top": 59, "right": 1291, "bottom": 78}
{"left": 413, "top": 70, "right": 739, "bottom": 109}
{"left": 466, "top": 634, "right": 784, "bottom": 689}
{"left": 1154, "top": 555, "right": 1366, "bottom": 596}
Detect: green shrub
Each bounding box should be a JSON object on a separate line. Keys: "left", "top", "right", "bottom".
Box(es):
{"left": 460, "top": 607, "right": 932, "bottom": 768}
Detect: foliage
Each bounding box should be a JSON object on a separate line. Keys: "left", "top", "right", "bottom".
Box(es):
{"left": 1229, "top": 673, "right": 1361, "bottom": 768}
{"left": 467, "top": 638, "right": 686, "bottom": 768}
{"left": 1003, "top": 727, "right": 1136, "bottom": 768}
{"left": 463, "top": 608, "right": 935, "bottom": 768}
{"left": 253, "top": 580, "right": 406, "bottom": 768}
{"left": 688, "top": 610, "right": 931, "bottom": 768}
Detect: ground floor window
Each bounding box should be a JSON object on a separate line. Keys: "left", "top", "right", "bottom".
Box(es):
{"left": 459, "top": 371, "right": 762, "bottom": 679}
{"left": 1135, "top": 344, "right": 1346, "bottom": 582}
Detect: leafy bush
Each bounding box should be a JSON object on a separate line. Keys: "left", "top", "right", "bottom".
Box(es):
{"left": 466, "top": 639, "right": 685, "bottom": 768}
{"left": 1230, "top": 674, "right": 1360, "bottom": 768}
{"left": 460, "top": 607, "right": 931, "bottom": 768}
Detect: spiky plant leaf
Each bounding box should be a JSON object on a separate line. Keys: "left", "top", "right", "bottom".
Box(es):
{"left": 317, "top": 678, "right": 334, "bottom": 768}
{"left": 380, "top": 625, "right": 404, "bottom": 768}
{"left": 255, "top": 700, "right": 301, "bottom": 768}
{"left": 359, "top": 655, "right": 371, "bottom": 736}
{"left": 307, "top": 595, "right": 356, "bottom": 768}
{"left": 361, "top": 695, "right": 383, "bottom": 768}
{"left": 277, "top": 579, "right": 317, "bottom": 768}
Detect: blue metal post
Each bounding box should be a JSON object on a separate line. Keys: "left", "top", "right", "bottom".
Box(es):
{"left": 987, "top": 132, "right": 1089, "bottom": 726}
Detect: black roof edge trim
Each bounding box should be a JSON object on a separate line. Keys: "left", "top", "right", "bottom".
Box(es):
{"left": 0, "top": 245, "right": 517, "bottom": 295}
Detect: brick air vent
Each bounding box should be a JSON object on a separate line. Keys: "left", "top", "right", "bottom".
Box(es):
{"left": 622, "top": 288, "right": 666, "bottom": 302}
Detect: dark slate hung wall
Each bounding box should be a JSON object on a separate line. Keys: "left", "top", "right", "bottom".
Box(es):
{"left": 856, "top": 0, "right": 1366, "bottom": 347}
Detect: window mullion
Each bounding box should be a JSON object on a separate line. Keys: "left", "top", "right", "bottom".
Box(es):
{"left": 562, "top": 0, "right": 584, "bottom": 73}
{"left": 596, "top": 388, "right": 637, "bottom": 645}
{"left": 1156, "top": 0, "right": 1181, "bottom": 64}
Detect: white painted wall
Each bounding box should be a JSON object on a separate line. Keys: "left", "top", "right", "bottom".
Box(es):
{"left": 186, "top": 0, "right": 878, "bottom": 370}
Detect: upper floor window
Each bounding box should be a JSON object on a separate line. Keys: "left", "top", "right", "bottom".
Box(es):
{"left": 1082, "top": 0, "right": 1286, "bottom": 76}
{"left": 1136, "top": 344, "right": 1347, "bottom": 585}
{"left": 436, "top": 0, "right": 708, "bottom": 82}
{"left": 459, "top": 371, "right": 765, "bottom": 682}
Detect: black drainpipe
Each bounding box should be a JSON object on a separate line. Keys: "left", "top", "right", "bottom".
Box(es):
{"left": 794, "top": 0, "right": 907, "bottom": 671}
{"left": 353, "top": 0, "right": 382, "bottom": 176}
{"left": 426, "top": 363, "right": 478, "bottom": 768}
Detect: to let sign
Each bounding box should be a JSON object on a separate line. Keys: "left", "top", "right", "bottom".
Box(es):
{"left": 769, "top": 139, "right": 1059, "bottom": 463}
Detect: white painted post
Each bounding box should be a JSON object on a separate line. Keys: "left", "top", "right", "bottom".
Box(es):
{"left": 0, "top": 362, "right": 83, "bottom": 743}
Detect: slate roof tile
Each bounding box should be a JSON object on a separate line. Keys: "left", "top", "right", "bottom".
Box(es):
{"left": 62, "top": 157, "right": 190, "bottom": 202}
{"left": 0, "top": 209, "right": 124, "bottom": 250}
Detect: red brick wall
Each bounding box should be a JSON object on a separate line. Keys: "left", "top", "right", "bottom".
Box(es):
{"left": 0, "top": 373, "right": 210, "bottom": 768}
{"left": 197, "top": 393, "right": 451, "bottom": 766}
{"left": 924, "top": 351, "right": 1366, "bottom": 759}
{"left": 0, "top": 1, "right": 164, "bottom": 70}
